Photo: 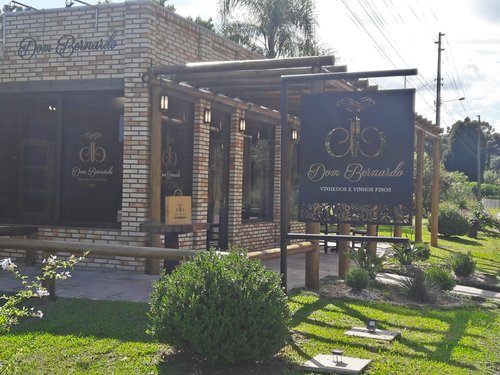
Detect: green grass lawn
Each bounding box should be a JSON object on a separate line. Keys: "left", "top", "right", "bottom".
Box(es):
{"left": 378, "top": 225, "right": 500, "bottom": 277}
{"left": 1, "top": 295, "right": 499, "bottom": 374}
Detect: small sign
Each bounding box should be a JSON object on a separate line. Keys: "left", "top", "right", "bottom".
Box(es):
{"left": 165, "top": 196, "right": 192, "bottom": 225}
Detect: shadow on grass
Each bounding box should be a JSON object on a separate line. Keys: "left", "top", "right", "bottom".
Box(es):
{"left": 438, "top": 236, "right": 482, "bottom": 247}
{"left": 11, "top": 297, "right": 152, "bottom": 343}
{"left": 287, "top": 294, "right": 497, "bottom": 372}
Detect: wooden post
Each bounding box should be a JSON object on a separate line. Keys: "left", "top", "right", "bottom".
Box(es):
{"left": 338, "top": 223, "right": 351, "bottom": 278}
{"left": 305, "top": 222, "right": 320, "bottom": 289}
{"left": 430, "top": 136, "right": 441, "bottom": 246}
{"left": 393, "top": 225, "right": 403, "bottom": 238}
{"left": 366, "top": 224, "right": 377, "bottom": 258}
{"left": 415, "top": 129, "right": 424, "bottom": 243}
{"left": 147, "top": 86, "right": 163, "bottom": 274}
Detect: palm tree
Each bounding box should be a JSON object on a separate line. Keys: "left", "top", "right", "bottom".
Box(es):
{"left": 218, "top": 0, "right": 325, "bottom": 58}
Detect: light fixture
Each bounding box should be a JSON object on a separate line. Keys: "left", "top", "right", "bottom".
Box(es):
{"left": 65, "top": 0, "right": 94, "bottom": 7}
{"left": 239, "top": 118, "right": 246, "bottom": 132}
{"left": 203, "top": 108, "right": 212, "bottom": 124}
{"left": 367, "top": 319, "right": 377, "bottom": 333}
{"left": 291, "top": 128, "right": 299, "bottom": 141}
{"left": 331, "top": 349, "right": 343, "bottom": 364}
{"left": 160, "top": 94, "right": 169, "bottom": 112}
{"left": 6, "top": 0, "right": 39, "bottom": 11}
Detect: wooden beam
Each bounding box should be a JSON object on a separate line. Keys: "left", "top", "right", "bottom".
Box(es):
{"left": 247, "top": 241, "right": 316, "bottom": 260}
{"left": 153, "top": 55, "right": 336, "bottom": 75}
{"left": 0, "top": 78, "right": 124, "bottom": 93}
{"left": 0, "top": 238, "right": 198, "bottom": 260}
{"left": 170, "top": 65, "right": 344, "bottom": 83}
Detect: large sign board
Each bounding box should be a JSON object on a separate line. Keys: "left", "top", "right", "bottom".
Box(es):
{"left": 299, "top": 90, "right": 415, "bottom": 225}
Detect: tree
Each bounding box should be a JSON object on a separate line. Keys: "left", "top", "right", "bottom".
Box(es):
{"left": 187, "top": 16, "right": 215, "bottom": 31}
{"left": 217, "top": 0, "right": 327, "bottom": 58}
{"left": 443, "top": 117, "right": 487, "bottom": 182}
{"left": 152, "top": 0, "right": 175, "bottom": 11}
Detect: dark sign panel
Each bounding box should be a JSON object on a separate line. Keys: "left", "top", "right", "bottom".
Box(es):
{"left": 299, "top": 90, "right": 415, "bottom": 225}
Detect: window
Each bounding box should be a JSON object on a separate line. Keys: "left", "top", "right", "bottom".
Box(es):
{"left": 242, "top": 120, "right": 274, "bottom": 221}
{"left": 160, "top": 96, "right": 194, "bottom": 221}
{"left": 0, "top": 92, "right": 124, "bottom": 228}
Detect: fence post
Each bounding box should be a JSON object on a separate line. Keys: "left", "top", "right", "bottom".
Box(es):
{"left": 305, "top": 222, "right": 320, "bottom": 289}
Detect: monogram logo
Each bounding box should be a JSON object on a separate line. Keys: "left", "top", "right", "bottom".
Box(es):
{"left": 162, "top": 145, "right": 177, "bottom": 168}
{"left": 79, "top": 132, "right": 106, "bottom": 163}
{"left": 324, "top": 97, "right": 385, "bottom": 159}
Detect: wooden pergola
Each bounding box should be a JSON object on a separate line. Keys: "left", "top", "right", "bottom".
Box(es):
{"left": 144, "top": 55, "right": 442, "bottom": 282}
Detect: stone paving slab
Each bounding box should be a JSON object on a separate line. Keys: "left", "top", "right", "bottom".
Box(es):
{"left": 302, "top": 354, "right": 371, "bottom": 374}
{"left": 345, "top": 327, "right": 401, "bottom": 341}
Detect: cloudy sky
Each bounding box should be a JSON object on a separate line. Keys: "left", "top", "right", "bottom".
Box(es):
{"left": 3, "top": 0, "right": 499, "bottom": 132}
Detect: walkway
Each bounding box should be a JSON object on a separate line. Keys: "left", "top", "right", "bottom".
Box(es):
{"left": 1, "top": 252, "right": 498, "bottom": 302}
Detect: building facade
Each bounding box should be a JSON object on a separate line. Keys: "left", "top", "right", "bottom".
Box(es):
{"left": 0, "top": 0, "right": 306, "bottom": 271}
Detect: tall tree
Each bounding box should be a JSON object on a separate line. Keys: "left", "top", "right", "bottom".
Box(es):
{"left": 443, "top": 117, "right": 488, "bottom": 182}
{"left": 217, "top": 0, "right": 326, "bottom": 58}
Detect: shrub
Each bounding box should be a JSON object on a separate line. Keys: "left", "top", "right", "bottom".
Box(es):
{"left": 441, "top": 170, "right": 474, "bottom": 208}
{"left": 391, "top": 242, "right": 428, "bottom": 266}
{"left": 350, "top": 244, "right": 385, "bottom": 279}
{"left": 401, "top": 268, "right": 437, "bottom": 302}
{"left": 425, "top": 265, "right": 456, "bottom": 291}
{"left": 435, "top": 203, "right": 470, "bottom": 237}
{"left": 148, "top": 249, "right": 290, "bottom": 365}
{"left": 345, "top": 267, "right": 369, "bottom": 291}
{"left": 468, "top": 201, "right": 500, "bottom": 238}
{"left": 414, "top": 243, "right": 431, "bottom": 261}
{"left": 449, "top": 251, "right": 476, "bottom": 277}
{"left": 478, "top": 183, "right": 500, "bottom": 199}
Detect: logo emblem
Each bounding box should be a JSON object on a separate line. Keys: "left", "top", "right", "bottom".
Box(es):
{"left": 79, "top": 132, "right": 106, "bottom": 163}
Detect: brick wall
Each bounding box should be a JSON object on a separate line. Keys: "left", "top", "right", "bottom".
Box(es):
{"left": 0, "top": 0, "right": 305, "bottom": 270}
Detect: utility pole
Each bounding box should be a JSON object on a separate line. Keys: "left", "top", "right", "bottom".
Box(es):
{"left": 435, "top": 32, "right": 444, "bottom": 130}
{"left": 430, "top": 32, "right": 444, "bottom": 247}
{"left": 477, "top": 114, "right": 481, "bottom": 201}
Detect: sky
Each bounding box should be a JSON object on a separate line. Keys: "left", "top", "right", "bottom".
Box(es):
{"left": 2, "top": 0, "right": 499, "bottom": 133}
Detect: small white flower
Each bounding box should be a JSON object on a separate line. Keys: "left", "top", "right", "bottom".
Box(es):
{"left": 0, "top": 258, "right": 17, "bottom": 271}
{"left": 35, "top": 289, "right": 50, "bottom": 297}
{"left": 34, "top": 310, "right": 44, "bottom": 318}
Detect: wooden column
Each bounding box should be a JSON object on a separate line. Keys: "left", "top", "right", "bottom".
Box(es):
{"left": 305, "top": 222, "right": 320, "bottom": 289}
{"left": 338, "top": 223, "right": 351, "bottom": 278}
{"left": 393, "top": 225, "right": 403, "bottom": 237}
{"left": 366, "top": 224, "right": 378, "bottom": 258}
{"left": 147, "top": 86, "right": 162, "bottom": 274}
{"left": 415, "top": 129, "right": 425, "bottom": 243}
{"left": 430, "top": 136, "right": 441, "bottom": 246}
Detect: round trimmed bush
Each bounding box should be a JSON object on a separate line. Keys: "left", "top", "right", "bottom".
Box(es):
{"left": 345, "top": 267, "right": 369, "bottom": 291}
{"left": 148, "top": 249, "right": 290, "bottom": 365}
{"left": 436, "top": 204, "right": 470, "bottom": 237}
{"left": 425, "top": 265, "right": 456, "bottom": 291}
{"left": 449, "top": 251, "right": 476, "bottom": 277}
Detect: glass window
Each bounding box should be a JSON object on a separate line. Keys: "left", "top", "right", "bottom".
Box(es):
{"left": 60, "top": 94, "right": 123, "bottom": 226}
{"left": 160, "top": 96, "right": 194, "bottom": 221}
{"left": 0, "top": 92, "right": 124, "bottom": 228}
{"left": 242, "top": 120, "right": 274, "bottom": 221}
